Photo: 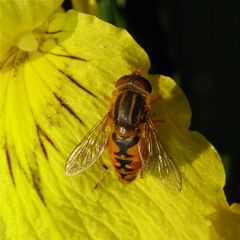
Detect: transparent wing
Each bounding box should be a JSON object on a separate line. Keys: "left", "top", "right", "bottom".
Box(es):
{"left": 144, "top": 119, "right": 182, "bottom": 191}
{"left": 65, "top": 114, "right": 109, "bottom": 176}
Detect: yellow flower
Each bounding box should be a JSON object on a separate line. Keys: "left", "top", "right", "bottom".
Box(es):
{"left": 0, "top": 0, "right": 63, "bottom": 61}
{"left": 0, "top": 1, "right": 239, "bottom": 239}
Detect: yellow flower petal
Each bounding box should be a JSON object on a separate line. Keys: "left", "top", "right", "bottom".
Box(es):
{"left": 1, "top": 10, "right": 240, "bottom": 239}
{"left": 0, "top": 0, "right": 63, "bottom": 62}
{"left": 209, "top": 203, "right": 240, "bottom": 239}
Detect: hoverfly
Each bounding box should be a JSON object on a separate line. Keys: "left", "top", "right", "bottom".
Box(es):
{"left": 65, "top": 70, "right": 182, "bottom": 191}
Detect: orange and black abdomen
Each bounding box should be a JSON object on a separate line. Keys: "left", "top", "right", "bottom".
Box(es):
{"left": 108, "top": 90, "right": 148, "bottom": 183}
{"left": 108, "top": 132, "right": 142, "bottom": 183}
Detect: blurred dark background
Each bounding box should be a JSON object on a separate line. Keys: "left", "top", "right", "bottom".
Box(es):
{"left": 64, "top": 0, "right": 240, "bottom": 204}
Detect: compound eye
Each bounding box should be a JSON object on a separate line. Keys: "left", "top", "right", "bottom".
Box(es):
{"left": 115, "top": 76, "right": 129, "bottom": 89}
{"left": 134, "top": 78, "right": 152, "bottom": 93}
{"left": 115, "top": 73, "right": 152, "bottom": 93}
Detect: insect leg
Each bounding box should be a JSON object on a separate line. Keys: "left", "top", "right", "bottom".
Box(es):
{"left": 148, "top": 95, "right": 165, "bottom": 123}
{"left": 148, "top": 111, "right": 165, "bottom": 124}
{"left": 99, "top": 155, "right": 108, "bottom": 170}
{"left": 149, "top": 95, "right": 161, "bottom": 107}
{"left": 94, "top": 157, "right": 109, "bottom": 190}
{"left": 150, "top": 115, "right": 165, "bottom": 124}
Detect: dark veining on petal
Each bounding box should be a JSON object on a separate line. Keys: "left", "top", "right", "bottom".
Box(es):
{"left": 4, "top": 145, "right": 15, "bottom": 186}
{"left": 43, "top": 51, "right": 86, "bottom": 62}
{"left": 37, "top": 128, "right": 49, "bottom": 160}
{"left": 38, "top": 40, "right": 86, "bottom": 62}
{"left": 36, "top": 125, "right": 58, "bottom": 152}
{"left": 0, "top": 50, "right": 16, "bottom": 70}
{"left": 18, "top": 159, "right": 46, "bottom": 206}
{"left": 31, "top": 170, "right": 46, "bottom": 206}
{"left": 17, "top": 162, "right": 31, "bottom": 182}
{"left": 53, "top": 92, "right": 85, "bottom": 126}
{"left": 58, "top": 69, "right": 97, "bottom": 98}
{"left": 54, "top": 40, "right": 87, "bottom": 61}
{"left": 4, "top": 144, "right": 46, "bottom": 204}
{"left": 45, "top": 30, "right": 63, "bottom": 34}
